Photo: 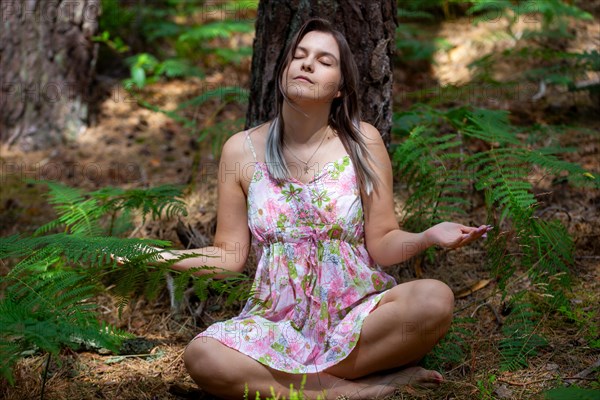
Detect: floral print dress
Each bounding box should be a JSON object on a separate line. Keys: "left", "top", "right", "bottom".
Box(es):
{"left": 195, "top": 131, "right": 397, "bottom": 374}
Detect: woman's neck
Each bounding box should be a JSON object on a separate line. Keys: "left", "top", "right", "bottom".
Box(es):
{"left": 281, "top": 101, "right": 332, "bottom": 145}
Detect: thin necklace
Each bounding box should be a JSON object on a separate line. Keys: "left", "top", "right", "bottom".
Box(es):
{"left": 283, "top": 127, "right": 329, "bottom": 175}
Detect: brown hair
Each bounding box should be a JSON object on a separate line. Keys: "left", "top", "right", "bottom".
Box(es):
{"left": 264, "top": 18, "right": 379, "bottom": 196}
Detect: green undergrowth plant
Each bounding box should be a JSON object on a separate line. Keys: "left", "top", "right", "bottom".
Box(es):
{"left": 124, "top": 52, "right": 205, "bottom": 90}
{"left": 391, "top": 104, "right": 598, "bottom": 371}
{"left": 397, "top": 1, "right": 598, "bottom": 107}
{"left": 245, "top": 375, "right": 325, "bottom": 400}
{"left": 556, "top": 303, "right": 600, "bottom": 349}
{"left": 97, "top": 0, "right": 253, "bottom": 162}
{"left": 475, "top": 373, "right": 497, "bottom": 400}
{"left": 395, "top": 0, "right": 457, "bottom": 66}
{"left": 543, "top": 387, "right": 600, "bottom": 400}
{"left": 98, "top": 0, "right": 257, "bottom": 89}
{"left": 466, "top": 0, "right": 593, "bottom": 39}
{"left": 497, "top": 292, "right": 547, "bottom": 371}
{"left": 465, "top": 0, "right": 598, "bottom": 104}
{"left": 421, "top": 317, "right": 475, "bottom": 372}
{"left": 0, "top": 180, "right": 253, "bottom": 385}
{"left": 0, "top": 259, "right": 130, "bottom": 385}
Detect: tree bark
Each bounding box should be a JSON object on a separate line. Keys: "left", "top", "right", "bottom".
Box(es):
{"left": 0, "top": 0, "right": 100, "bottom": 151}
{"left": 246, "top": 0, "right": 397, "bottom": 145}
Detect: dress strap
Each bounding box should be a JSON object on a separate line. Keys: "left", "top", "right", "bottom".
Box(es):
{"left": 245, "top": 130, "right": 258, "bottom": 162}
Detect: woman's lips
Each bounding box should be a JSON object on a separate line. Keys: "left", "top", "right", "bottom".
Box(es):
{"left": 294, "top": 76, "right": 313, "bottom": 83}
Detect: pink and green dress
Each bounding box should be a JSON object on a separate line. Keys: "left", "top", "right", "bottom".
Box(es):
{"left": 195, "top": 131, "right": 397, "bottom": 374}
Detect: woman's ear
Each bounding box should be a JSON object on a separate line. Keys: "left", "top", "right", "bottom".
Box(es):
{"left": 335, "top": 90, "right": 342, "bottom": 98}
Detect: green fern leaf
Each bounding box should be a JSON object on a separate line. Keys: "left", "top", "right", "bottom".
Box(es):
{"left": 544, "top": 387, "right": 600, "bottom": 400}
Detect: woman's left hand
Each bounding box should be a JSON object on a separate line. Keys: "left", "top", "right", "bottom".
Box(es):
{"left": 424, "top": 222, "right": 492, "bottom": 249}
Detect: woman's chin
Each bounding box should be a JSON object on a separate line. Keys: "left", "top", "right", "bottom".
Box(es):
{"left": 284, "top": 94, "right": 338, "bottom": 106}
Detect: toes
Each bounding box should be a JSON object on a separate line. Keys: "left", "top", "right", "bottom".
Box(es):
{"left": 414, "top": 370, "right": 443, "bottom": 389}
{"left": 409, "top": 368, "right": 444, "bottom": 388}
{"left": 428, "top": 370, "right": 444, "bottom": 383}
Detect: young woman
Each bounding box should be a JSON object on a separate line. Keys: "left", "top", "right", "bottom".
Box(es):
{"left": 158, "top": 18, "right": 490, "bottom": 399}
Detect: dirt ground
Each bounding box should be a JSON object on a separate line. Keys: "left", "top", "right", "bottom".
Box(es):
{"left": 1, "top": 11, "right": 599, "bottom": 400}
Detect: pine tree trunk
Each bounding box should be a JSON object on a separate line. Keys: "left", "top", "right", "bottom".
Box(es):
{"left": 0, "top": 0, "right": 100, "bottom": 151}
{"left": 246, "top": 0, "right": 397, "bottom": 145}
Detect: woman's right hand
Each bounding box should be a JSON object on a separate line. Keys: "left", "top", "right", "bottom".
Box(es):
{"left": 109, "top": 246, "right": 169, "bottom": 265}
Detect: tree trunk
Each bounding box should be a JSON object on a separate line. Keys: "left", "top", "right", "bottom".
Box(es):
{"left": 246, "top": 0, "right": 397, "bottom": 145}
{"left": 0, "top": 0, "right": 100, "bottom": 151}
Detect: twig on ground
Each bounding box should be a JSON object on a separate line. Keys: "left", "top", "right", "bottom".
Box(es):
{"left": 470, "top": 301, "right": 502, "bottom": 327}
{"left": 565, "top": 357, "right": 600, "bottom": 386}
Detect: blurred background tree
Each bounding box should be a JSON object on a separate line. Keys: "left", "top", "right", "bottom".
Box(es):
{"left": 0, "top": 0, "right": 101, "bottom": 151}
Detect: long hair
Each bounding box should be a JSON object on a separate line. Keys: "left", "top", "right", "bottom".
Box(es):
{"left": 264, "top": 18, "right": 379, "bottom": 196}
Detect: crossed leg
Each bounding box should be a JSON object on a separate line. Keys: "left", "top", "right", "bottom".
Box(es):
{"left": 183, "top": 279, "right": 454, "bottom": 399}
{"left": 323, "top": 278, "right": 454, "bottom": 379}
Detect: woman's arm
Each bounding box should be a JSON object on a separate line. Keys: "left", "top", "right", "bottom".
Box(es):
{"left": 154, "top": 132, "right": 252, "bottom": 278}
{"left": 359, "top": 122, "right": 489, "bottom": 267}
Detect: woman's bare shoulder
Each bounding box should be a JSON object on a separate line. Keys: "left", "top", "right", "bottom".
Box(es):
{"left": 220, "top": 131, "right": 247, "bottom": 162}
{"left": 246, "top": 122, "right": 270, "bottom": 142}
{"left": 358, "top": 121, "right": 385, "bottom": 144}
{"left": 220, "top": 122, "right": 270, "bottom": 165}
{"left": 222, "top": 124, "right": 268, "bottom": 161}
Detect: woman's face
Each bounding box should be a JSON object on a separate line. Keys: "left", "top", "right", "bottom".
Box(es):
{"left": 281, "top": 31, "right": 343, "bottom": 105}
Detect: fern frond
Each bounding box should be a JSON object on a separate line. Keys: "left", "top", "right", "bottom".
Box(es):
{"left": 93, "top": 184, "right": 188, "bottom": 223}
{"left": 469, "top": 148, "right": 537, "bottom": 216}
{"left": 0, "top": 265, "right": 131, "bottom": 383}
{"left": 525, "top": 219, "right": 573, "bottom": 307}
{"left": 460, "top": 108, "right": 520, "bottom": 145}
{"left": 178, "top": 20, "right": 253, "bottom": 42}
{"left": 393, "top": 126, "right": 469, "bottom": 231}
{"left": 111, "top": 262, "right": 152, "bottom": 299}
{"left": 61, "top": 235, "right": 168, "bottom": 268}
{"left": 144, "top": 267, "right": 169, "bottom": 301}
{"left": 193, "top": 276, "right": 212, "bottom": 302}
{"left": 392, "top": 104, "right": 589, "bottom": 372}
{"left": 33, "top": 181, "right": 106, "bottom": 236}
{"left": 499, "top": 297, "right": 547, "bottom": 371}
{"left": 176, "top": 86, "right": 249, "bottom": 111}
{"left": 422, "top": 317, "right": 476, "bottom": 372}
{"left": 31, "top": 181, "right": 188, "bottom": 237}
{"left": 526, "top": 149, "right": 599, "bottom": 187}
{"left": 0, "top": 234, "right": 170, "bottom": 270}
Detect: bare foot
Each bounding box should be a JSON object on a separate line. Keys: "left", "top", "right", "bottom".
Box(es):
{"left": 385, "top": 366, "right": 443, "bottom": 389}
{"left": 345, "top": 367, "right": 442, "bottom": 399}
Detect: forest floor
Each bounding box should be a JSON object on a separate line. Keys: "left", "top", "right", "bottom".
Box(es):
{"left": 1, "top": 10, "right": 599, "bottom": 400}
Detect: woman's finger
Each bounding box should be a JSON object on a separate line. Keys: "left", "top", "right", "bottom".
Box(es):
{"left": 456, "top": 228, "right": 487, "bottom": 248}
{"left": 460, "top": 226, "right": 477, "bottom": 234}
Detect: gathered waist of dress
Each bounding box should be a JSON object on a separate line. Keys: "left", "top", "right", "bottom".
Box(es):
{"left": 253, "top": 225, "right": 362, "bottom": 246}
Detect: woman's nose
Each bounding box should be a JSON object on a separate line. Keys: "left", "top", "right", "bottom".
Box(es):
{"left": 301, "top": 59, "right": 313, "bottom": 72}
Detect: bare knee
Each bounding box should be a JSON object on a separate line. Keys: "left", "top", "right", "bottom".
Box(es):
{"left": 415, "top": 279, "right": 454, "bottom": 329}
{"left": 184, "top": 337, "right": 233, "bottom": 388}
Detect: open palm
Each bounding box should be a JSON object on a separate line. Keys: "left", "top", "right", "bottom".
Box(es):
{"left": 426, "top": 222, "right": 491, "bottom": 249}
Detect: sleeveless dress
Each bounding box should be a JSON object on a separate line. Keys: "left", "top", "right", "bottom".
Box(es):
{"left": 194, "top": 131, "right": 397, "bottom": 374}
